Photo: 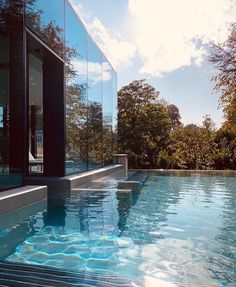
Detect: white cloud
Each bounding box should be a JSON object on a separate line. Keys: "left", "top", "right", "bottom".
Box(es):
{"left": 69, "top": 0, "right": 236, "bottom": 78}
{"left": 128, "top": 0, "right": 236, "bottom": 76}
{"left": 69, "top": 0, "right": 136, "bottom": 71}
{"left": 71, "top": 60, "right": 112, "bottom": 84}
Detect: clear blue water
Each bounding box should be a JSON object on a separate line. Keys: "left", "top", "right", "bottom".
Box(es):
{"left": 0, "top": 171, "right": 236, "bottom": 286}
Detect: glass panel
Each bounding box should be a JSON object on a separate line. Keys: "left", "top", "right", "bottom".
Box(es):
{"left": 28, "top": 52, "right": 44, "bottom": 174}
{"left": 112, "top": 69, "right": 118, "bottom": 152}
{"left": 88, "top": 38, "right": 103, "bottom": 170}
{"left": 0, "top": 36, "right": 10, "bottom": 190}
{"left": 25, "top": 0, "right": 64, "bottom": 58}
{"left": 0, "top": 0, "right": 23, "bottom": 190}
{"left": 65, "top": 2, "right": 88, "bottom": 175}
{"left": 102, "top": 57, "right": 113, "bottom": 165}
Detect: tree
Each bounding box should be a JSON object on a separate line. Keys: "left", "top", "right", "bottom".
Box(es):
{"left": 118, "top": 80, "right": 171, "bottom": 168}
{"left": 166, "top": 104, "right": 182, "bottom": 130}
{"left": 209, "top": 23, "right": 236, "bottom": 169}
{"left": 209, "top": 23, "right": 236, "bottom": 126}
{"left": 168, "top": 117, "right": 216, "bottom": 169}
{"left": 214, "top": 124, "right": 236, "bottom": 169}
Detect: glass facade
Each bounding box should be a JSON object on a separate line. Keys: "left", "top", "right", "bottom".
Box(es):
{"left": 65, "top": 2, "right": 88, "bottom": 174}
{"left": 0, "top": 0, "right": 117, "bottom": 190}
{"left": 0, "top": 0, "right": 25, "bottom": 190}
{"left": 25, "top": 0, "right": 65, "bottom": 58}
{"left": 64, "top": 1, "right": 117, "bottom": 175}
{"left": 102, "top": 58, "right": 114, "bottom": 165}
{"left": 87, "top": 37, "right": 103, "bottom": 170}
{"left": 0, "top": 35, "right": 9, "bottom": 180}
{"left": 28, "top": 42, "right": 44, "bottom": 174}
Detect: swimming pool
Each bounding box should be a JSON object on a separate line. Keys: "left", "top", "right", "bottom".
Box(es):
{"left": 0, "top": 171, "right": 235, "bottom": 286}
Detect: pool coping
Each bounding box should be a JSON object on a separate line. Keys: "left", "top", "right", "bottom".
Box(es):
{"left": 0, "top": 185, "right": 47, "bottom": 215}
{"left": 130, "top": 169, "right": 236, "bottom": 175}
{"left": 26, "top": 164, "right": 124, "bottom": 189}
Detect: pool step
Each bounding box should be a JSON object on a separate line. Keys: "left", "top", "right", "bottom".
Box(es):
{"left": 0, "top": 261, "right": 143, "bottom": 287}
{"left": 74, "top": 170, "right": 142, "bottom": 192}
{"left": 73, "top": 188, "right": 132, "bottom": 193}
{"left": 117, "top": 180, "right": 140, "bottom": 190}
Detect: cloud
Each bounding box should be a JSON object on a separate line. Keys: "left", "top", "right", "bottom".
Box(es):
{"left": 128, "top": 0, "right": 236, "bottom": 76}
{"left": 69, "top": 0, "right": 136, "bottom": 71}
{"left": 69, "top": 0, "right": 236, "bottom": 78}
{"left": 71, "top": 60, "right": 112, "bottom": 84}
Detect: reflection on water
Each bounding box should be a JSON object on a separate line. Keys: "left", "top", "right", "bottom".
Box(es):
{"left": 0, "top": 172, "right": 235, "bottom": 286}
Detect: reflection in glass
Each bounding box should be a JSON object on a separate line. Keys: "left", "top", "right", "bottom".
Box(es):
{"left": 0, "top": 36, "right": 10, "bottom": 189}
{"left": 102, "top": 58, "right": 113, "bottom": 165}
{"left": 28, "top": 52, "right": 44, "bottom": 174}
{"left": 25, "top": 0, "right": 64, "bottom": 58}
{"left": 0, "top": 0, "right": 23, "bottom": 190}
{"left": 112, "top": 69, "right": 118, "bottom": 152}
{"left": 65, "top": 1, "right": 88, "bottom": 175}
{"left": 88, "top": 38, "right": 103, "bottom": 170}
{"left": 64, "top": 1, "right": 117, "bottom": 174}
{"left": 0, "top": 0, "right": 118, "bottom": 186}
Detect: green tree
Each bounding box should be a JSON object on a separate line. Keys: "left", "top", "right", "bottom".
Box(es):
{"left": 118, "top": 80, "right": 171, "bottom": 168}
{"left": 169, "top": 117, "right": 216, "bottom": 169}
{"left": 214, "top": 124, "right": 236, "bottom": 169}
{"left": 209, "top": 23, "right": 236, "bottom": 126}
{"left": 167, "top": 104, "right": 182, "bottom": 130}
{"left": 209, "top": 23, "right": 236, "bottom": 169}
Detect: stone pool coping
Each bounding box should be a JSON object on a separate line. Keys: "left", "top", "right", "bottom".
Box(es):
{"left": 26, "top": 164, "right": 124, "bottom": 189}
{"left": 0, "top": 185, "right": 47, "bottom": 215}
{"left": 131, "top": 169, "right": 236, "bottom": 176}
{"left": 0, "top": 164, "right": 125, "bottom": 215}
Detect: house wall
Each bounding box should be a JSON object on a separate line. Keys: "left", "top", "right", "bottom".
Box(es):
{"left": 0, "top": 0, "right": 117, "bottom": 191}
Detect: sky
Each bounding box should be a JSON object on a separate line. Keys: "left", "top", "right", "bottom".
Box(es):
{"left": 69, "top": 0, "right": 236, "bottom": 127}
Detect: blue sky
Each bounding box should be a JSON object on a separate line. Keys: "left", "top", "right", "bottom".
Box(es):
{"left": 70, "top": 0, "right": 236, "bottom": 126}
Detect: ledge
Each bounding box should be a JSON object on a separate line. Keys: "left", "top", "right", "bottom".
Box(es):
{"left": 0, "top": 185, "right": 47, "bottom": 215}
{"left": 26, "top": 164, "right": 125, "bottom": 189}
{"left": 130, "top": 169, "right": 236, "bottom": 176}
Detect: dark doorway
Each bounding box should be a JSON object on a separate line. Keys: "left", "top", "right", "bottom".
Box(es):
{"left": 27, "top": 33, "right": 65, "bottom": 177}
{"left": 28, "top": 45, "right": 44, "bottom": 174}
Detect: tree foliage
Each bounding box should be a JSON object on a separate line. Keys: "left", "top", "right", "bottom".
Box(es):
{"left": 119, "top": 80, "right": 174, "bottom": 168}
{"left": 209, "top": 23, "right": 236, "bottom": 126}
{"left": 118, "top": 79, "right": 236, "bottom": 170}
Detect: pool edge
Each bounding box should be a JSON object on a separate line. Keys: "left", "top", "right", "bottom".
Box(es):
{"left": 0, "top": 185, "right": 47, "bottom": 215}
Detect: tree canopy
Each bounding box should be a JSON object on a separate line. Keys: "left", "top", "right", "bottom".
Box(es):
{"left": 117, "top": 77, "right": 236, "bottom": 169}
{"left": 209, "top": 23, "right": 236, "bottom": 127}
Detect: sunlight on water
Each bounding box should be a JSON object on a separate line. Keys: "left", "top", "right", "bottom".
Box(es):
{"left": 0, "top": 172, "right": 235, "bottom": 286}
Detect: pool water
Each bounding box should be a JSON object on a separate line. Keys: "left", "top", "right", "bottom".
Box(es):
{"left": 0, "top": 171, "right": 236, "bottom": 286}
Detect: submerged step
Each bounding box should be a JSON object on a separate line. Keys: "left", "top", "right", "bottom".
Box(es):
{"left": 0, "top": 261, "right": 143, "bottom": 287}
{"left": 73, "top": 188, "right": 132, "bottom": 192}
{"left": 117, "top": 180, "right": 140, "bottom": 190}
{"left": 74, "top": 180, "right": 140, "bottom": 191}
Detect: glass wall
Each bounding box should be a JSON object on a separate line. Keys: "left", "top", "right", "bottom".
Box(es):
{"left": 28, "top": 52, "right": 44, "bottom": 174}
{"left": 64, "top": 1, "right": 117, "bottom": 175}
{"left": 25, "top": 0, "right": 65, "bottom": 58}
{"left": 0, "top": 35, "right": 10, "bottom": 190}
{"left": 65, "top": 1, "right": 88, "bottom": 174}
{"left": 87, "top": 37, "right": 103, "bottom": 170}
{"left": 112, "top": 69, "right": 118, "bottom": 151}
{"left": 0, "top": 0, "right": 117, "bottom": 190}
{"left": 25, "top": 0, "right": 117, "bottom": 177}
{"left": 102, "top": 58, "right": 113, "bottom": 165}
{"left": 0, "top": 0, "right": 24, "bottom": 191}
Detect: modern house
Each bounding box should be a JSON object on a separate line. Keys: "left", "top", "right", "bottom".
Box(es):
{"left": 0, "top": 0, "right": 117, "bottom": 192}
